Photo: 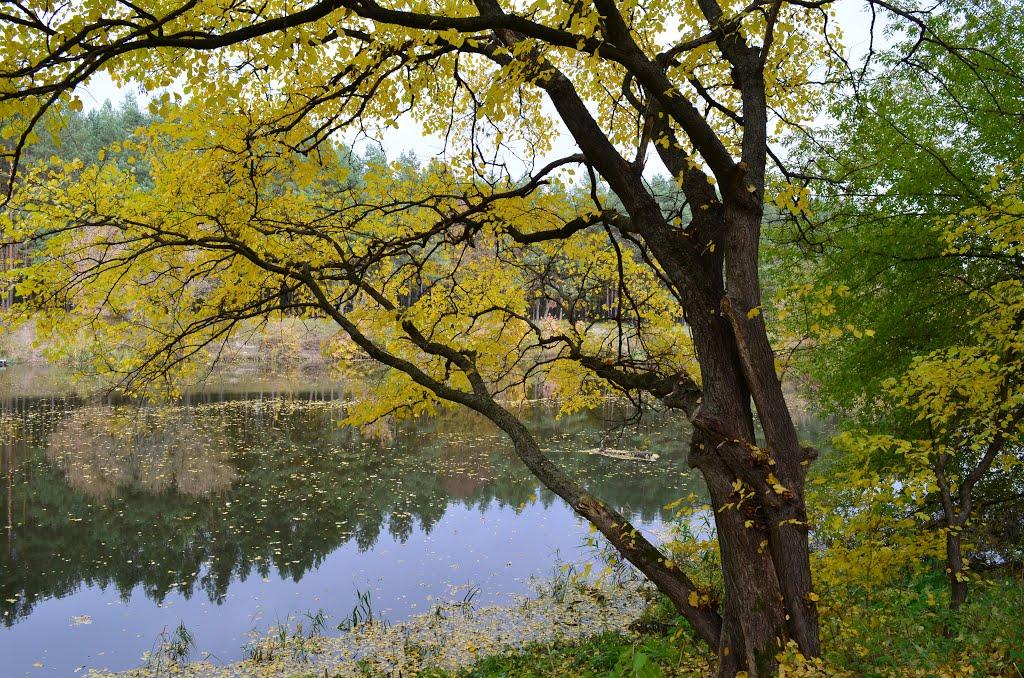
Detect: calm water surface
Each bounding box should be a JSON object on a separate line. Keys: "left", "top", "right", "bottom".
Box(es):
{"left": 0, "top": 366, "right": 708, "bottom": 675}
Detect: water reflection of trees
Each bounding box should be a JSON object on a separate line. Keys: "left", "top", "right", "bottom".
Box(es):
{"left": 1, "top": 395, "right": 698, "bottom": 626}
{"left": 47, "top": 407, "right": 236, "bottom": 498}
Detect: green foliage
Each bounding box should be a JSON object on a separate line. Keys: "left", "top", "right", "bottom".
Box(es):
{"left": 769, "top": 0, "right": 1024, "bottom": 421}
{"left": 24, "top": 98, "right": 153, "bottom": 182}
{"left": 808, "top": 162, "right": 1023, "bottom": 597}
{"left": 765, "top": 0, "right": 1024, "bottom": 612}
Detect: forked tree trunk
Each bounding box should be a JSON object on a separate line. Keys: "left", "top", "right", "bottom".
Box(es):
{"left": 934, "top": 437, "right": 1004, "bottom": 612}
{"left": 487, "top": 259, "right": 818, "bottom": 676}
{"left": 680, "top": 278, "right": 819, "bottom": 676}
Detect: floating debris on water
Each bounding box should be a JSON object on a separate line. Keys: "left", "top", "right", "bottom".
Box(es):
{"left": 581, "top": 448, "right": 660, "bottom": 462}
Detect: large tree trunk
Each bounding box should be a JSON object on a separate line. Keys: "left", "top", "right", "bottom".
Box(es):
{"left": 488, "top": 324, "right": 817, "bottom": 676}
{"left": 698, "top": 436, "right": 789, "bottom": 677}
{"left": 682, "top": 293, "right": 818, "bottom": 675}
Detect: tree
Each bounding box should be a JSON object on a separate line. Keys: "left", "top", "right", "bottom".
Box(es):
{"left": 768, "top": 0, "right": 1024, "bottom": 609}
{"left": 829, "top": 165, "right": 1023, "bottom": 610}
{"left": 1, "top": 97, "right": 153, "bottom": 313}
{"left": 0, "top": 1, "right": 970, "bottom": 674}
{"left": 769, "top": 0, "right": 1024, "bottom": 417}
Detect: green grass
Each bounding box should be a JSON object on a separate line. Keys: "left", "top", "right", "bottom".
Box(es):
{"left": 820, "top": 569, "right": 1024, "bottom": 677}
{"left": 427, "top": 631, "right": 706, "bottom": 678}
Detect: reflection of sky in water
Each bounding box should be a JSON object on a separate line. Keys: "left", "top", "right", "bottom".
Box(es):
{"left": 9, "top": 500, "right": 659, "bottom": 676}
{"left": 1, "top": 371, "right": 697, "bottom": 676}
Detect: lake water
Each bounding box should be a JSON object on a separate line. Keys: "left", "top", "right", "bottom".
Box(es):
{"left": 0, "top": 366, "right": 707, "bottom": 676}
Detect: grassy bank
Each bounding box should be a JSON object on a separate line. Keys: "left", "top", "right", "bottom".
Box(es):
{"left": 446, "top": 571, "right": 1023, "bottom": 678}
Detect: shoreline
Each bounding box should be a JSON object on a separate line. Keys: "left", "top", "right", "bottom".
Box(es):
{"left": 89, "top": 578, "right": 653, "bottom": 678}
